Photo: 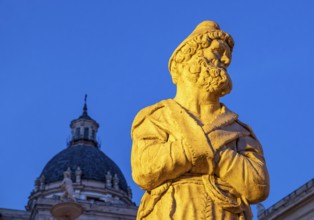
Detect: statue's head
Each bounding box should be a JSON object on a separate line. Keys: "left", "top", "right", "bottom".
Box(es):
{"left": 169, "top": 21, "right": 234, "bottom": 97}
{"left": 63, "top": 170, "right": 71, "bottom": 178}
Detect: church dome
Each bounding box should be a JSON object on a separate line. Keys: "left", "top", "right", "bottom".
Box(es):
{"left": 26, "top": 96, "right": 137, "bottom": 219}
{"left": 28, "top": 96, "right": 134, "bottom": 209}
{"left": 40, "top": 144, "right": 128, "bottom": 193}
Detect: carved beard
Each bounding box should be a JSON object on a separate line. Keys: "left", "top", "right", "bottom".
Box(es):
{"left": 187, "top": 58, "right": 232, "bottom": 97}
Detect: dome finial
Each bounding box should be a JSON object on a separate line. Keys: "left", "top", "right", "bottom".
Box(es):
{"left": 83, "top": 94, "right": 88, "bottom": 116}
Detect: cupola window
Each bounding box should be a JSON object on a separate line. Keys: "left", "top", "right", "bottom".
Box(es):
{"left": 84, "top": 127, "right": 89, "bottom": 139}
{"left": 92, "top": 129, "right": 95, "bottom": 139}
{"left": 75, "top": 128, "right": 80, "bottom": 139}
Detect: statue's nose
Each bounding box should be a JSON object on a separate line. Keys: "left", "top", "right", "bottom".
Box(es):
{"left": 220, "top": 54, "right": 230, "bottom": 66}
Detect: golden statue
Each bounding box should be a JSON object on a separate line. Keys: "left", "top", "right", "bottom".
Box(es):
{"left": 131, "top": 21, "right": 270, "bottom": 220}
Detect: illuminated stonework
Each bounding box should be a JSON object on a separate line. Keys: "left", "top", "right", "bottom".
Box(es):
{"left": 131, "top": 21, "right": 270, "bottom": 220}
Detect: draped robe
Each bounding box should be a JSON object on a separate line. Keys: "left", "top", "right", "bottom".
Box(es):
{"left": 131, "top": 99, "right": 269, "bottom": 220}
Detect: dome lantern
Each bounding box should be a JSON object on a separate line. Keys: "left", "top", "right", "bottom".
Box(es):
{"left": 69, "top": 95, "right": 99, "bottom": 148}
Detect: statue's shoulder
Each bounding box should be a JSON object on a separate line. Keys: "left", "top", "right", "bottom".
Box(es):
{"left": 235, "top": 119, "right": 258, "bottom": 140}
{"left": 236, "top": 119, "right": 252, "bottom": 132}
{"left": 132, "top": 99, "right": 172, "bottom": 129}
{"left": 220, "top": 103, "right": 259, "bottom": 140}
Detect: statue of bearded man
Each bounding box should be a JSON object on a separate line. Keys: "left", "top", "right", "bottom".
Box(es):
{"left": 131, "top": 21, "right": 270, "bottom": 220}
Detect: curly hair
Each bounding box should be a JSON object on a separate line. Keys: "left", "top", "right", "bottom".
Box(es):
{"left": 169, "top": 30, "right": 234, "bottom": 84}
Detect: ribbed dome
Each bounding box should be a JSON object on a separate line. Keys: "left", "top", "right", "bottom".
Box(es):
{"left": 40, "top": 145, "right": 128, "bottom": 193}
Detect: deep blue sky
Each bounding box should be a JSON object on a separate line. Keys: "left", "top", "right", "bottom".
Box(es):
{"left": 1, "top": 1, "right": 313, "bottom": 219}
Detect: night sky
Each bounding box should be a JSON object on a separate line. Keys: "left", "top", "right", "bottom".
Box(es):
{"left": 1, "top": 1, "right": 313, "bottom": 219}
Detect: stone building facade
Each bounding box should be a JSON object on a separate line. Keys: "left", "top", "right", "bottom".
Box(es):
{"left": 258, "top": 178, "right": 314, "bottom": 220}
{"left": 0, "top": 101, "right": 137, "bottom": 220}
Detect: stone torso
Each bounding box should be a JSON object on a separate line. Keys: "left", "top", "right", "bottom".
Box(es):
{"left": 131, "top": 99, "right": 269, "bottom": 220}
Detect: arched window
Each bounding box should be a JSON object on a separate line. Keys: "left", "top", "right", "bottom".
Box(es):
{"left": 75, "top": 128, "right": 80, "bottom": 139}
{"left": 84, "top": 127, "right": 89, "bottom": 139}
{"left": 92, "top": 129, "right": 95, "bottom": 139}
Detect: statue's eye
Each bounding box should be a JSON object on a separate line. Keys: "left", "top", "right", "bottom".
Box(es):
{"left": 212, "top": 48, "right": 222, "bottom": 56}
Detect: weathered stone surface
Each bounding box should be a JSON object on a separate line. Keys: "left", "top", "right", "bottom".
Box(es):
{"left": 258, "top": 178, "right": 314, "bottom": 220}
{"left": 50, "top": 202, "right": 83, "bottom": 220}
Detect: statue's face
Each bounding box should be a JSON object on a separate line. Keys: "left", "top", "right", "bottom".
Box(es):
{"left": 202, "top": 39, "right": 231, "bottom": 70}
{"left": 180, "top": 38, "right": 232, "bottom": 97}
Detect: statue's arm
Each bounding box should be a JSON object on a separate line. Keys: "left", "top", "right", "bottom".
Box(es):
{"left": 214, "top": 135, "right": 270, "bottom": 204}
{"left": 61, "top": 180, "right": 66, "bottom": 191}
{"left": 131, "top": 116, "right": 192, "bottom": 191}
